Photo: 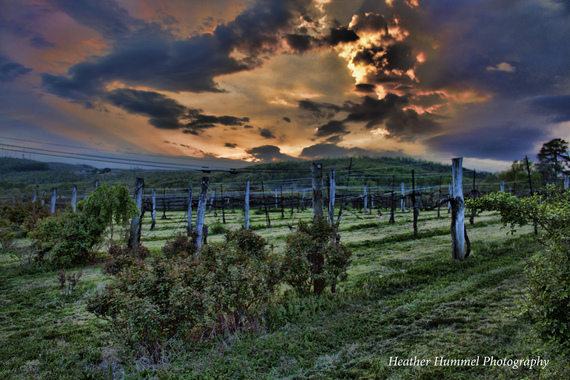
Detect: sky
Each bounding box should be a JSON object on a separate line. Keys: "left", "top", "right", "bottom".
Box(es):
{"left": 1, "top": 0, "right": 569, "bottom": 172}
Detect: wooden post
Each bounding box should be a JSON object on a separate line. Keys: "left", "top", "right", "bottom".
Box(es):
{"left": 280, "top": 186, "right": 284, "bottom": 219}
{"left": 469, "top": 170, "right": 476, "bottom": 225}
{"left": 93, "top": 180, "right": 99, "bottom": 190}
{"left": 363, "top": 185, "right": 368, "bottom": 212}
{"left": 389, "top": 175, "right": 395, "bottom": 224}
{"left": 33, "top": 185, "right": 39, "bottom": 203}
{"left": 50, "top": 187, "right": 57, "bottom": 215}
{"left": 329, "top": 169, "right": 336, "bottom": 224}
{"left": 208, "top": 190, "right": 215, "bottom": 213}
{"left": 311, "top": 162, "right": 324, "bottom": 220}
{"left": 451, "top": 158, "right": 466, "bottom": 260}
{"left": 128, "top": 178, "right": 144, "bottom": 249}
{"left": 221, "top": 185, "right": 226, "bottom": 224}
{"left": 245, "top": 180, "right": 250, "bottom": 229}
{"left": 412, "top": 170, "right": 418, "bottom": 238}
{"left": 275, "top": 189, "right": 278, "bottom": 209}
{"left": 401, "top": 183, "right": 405, "bottom": 212}
{"left": 150, "top": 188, "right": 156, "bottom": 231}
{"left": 186, "top": 187, "right": 193, "bottom": 236}
{"left": 71, "top": 185, "right": 77, "bottom": 212}
{"left": 437, "top": 176, "right": 442, "bottom": 218}
{"left": 564, "top": 174, "right": 569, "bottom": 189}
{"left": 195, "top": 177, "right": 209, "bottom": 249}
{"left": 448, "top": 183, "right": 452, "bottom": 213}
{"left": 261, "top": 181, "right": 271, "bottom": 227}
{"left": 500, "top": 180, "right": 505, "bottom": 193}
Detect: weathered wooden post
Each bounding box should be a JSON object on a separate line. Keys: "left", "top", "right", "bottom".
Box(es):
{"left": 500, "top": 180, "right": 505, "bottom": 193}
{"left": 71, "top": 185, "right": 77, "bottom": 212}
{"left": 389, "top": 175, "right": 395, "bottom": 224}
{"left": 412, "top": 170, "right": 418, "bottom": 238}
{"left": 41, "top": 190, "right": 46, "bottom": 206}
{"left": 150, "top": 188, "right": 156, "bottom": 231}
{"left": 50, "top": 187, "right": 57, "bottom": 214}
{"left": 363, "top": 185, "right": 368, "bottom": 212}
{"left": 329, "top": 169, "right": 336, "bottom": 224}
{"left": 401, "top": 182, "right": 405, "bottom": 212}
{"left": 311, "top": 162, "right": 324, "bottom": 219}
{"left": 245, "top": 180, "right": 250, "bottom": 229}
{"left": 565, "top": 174, "right": 569, "bottom": 189}
{"left": 275, "top": 189, "right": 278, "bottom": 209}
{"left": 451, "top": 158, "right": 466, "bottom": 260}
{"left": 186, "top": 187, "right": 193, "bottom": 236}
{"left": 93, "top": 180, "right": 99, "bottom": 190}
{"left": 195, "top": 177, "right": 209, "bottom": 249}
{"left": 208, "top": 190, "right": 215, "bottom": 213}
{"left": 448, "top": 183, "right": 452, "bottom": 213}
{"left": 221, "top": 185, "right": 226, "bottom": 224}
{"left": 437, "top": 176, "right": 442, "bottom": 218}
{"left": 128, "top": 178, "right": 144, "bottom": 249}
{"left": 32, "top": 185, "right": 39, "bottom": 203}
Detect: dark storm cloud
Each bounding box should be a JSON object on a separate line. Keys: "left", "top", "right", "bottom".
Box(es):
{"left": 106, "top": 88, "right": 249, "bottom": 133}
{"left": 259, "top": 128, "right": 276, "bottom": 139}
{"left": 530, "top": 95, "right": 570, "bottom": 123}
{"left": 285, "top": 33, "right": 314, "bottom": 52}
{"left": 41, "top": 0, "right": 313, "bottom": 101}
{"left": 246, "top": 145, "right": 296, "bottom": 161}
{"left": 425, "top": 124, "right": 548, "bottom": 161}
{"left": 354, "top": 84, "right": 376, "bottom": 93}
{"left": 302, "top": 95, "right": 441, "bottom": 141}
{"left": 225, "top": 143, "right": 238, "bottom": 148}
{"left": 298, "top": 99, "right": 342, "bottom": 119}
{"left": 326, "top": 27, "right": 359, "bottom": 45}
{"left": 315, "top": 120, "right": 349, "bottom": 137}
{"left": 0, "top": 56, "right": 32, "bottom": 82}
{"left": 300, "top": 143, "right": 406, "bottom": 159}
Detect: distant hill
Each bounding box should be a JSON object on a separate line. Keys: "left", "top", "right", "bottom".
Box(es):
{"left": 0, "top": 157, "right": 50, "bottom": 173}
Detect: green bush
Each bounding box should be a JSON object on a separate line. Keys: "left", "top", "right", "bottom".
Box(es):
{"left": 0, "top": 200, "right": 50, "bottom": 233}
{"left": 281, "top": 216, "right": 351, "bottom": 295}
{"left": 32, "top": 211, "right": 106, "bottom": 268}
{"left": 88, "top": 229, "right": 282, "bottom": 362}
{"left": 471, "top": 186, "right": 570, "bottom": 354}
{"left": 103, "top": 243, "right": 150, "bottom": 275}
{"left": 161, "top": 233, "right": 197, "bottom": 259}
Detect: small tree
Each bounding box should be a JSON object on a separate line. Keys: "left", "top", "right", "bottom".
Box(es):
{"left": 281, "top": 216, "right": 351, "bottom": 295}
{"left": 537, "top": 138, "right": 570, "bottom": 185}
{"left": 78, "top": 185, "right": 138, "bottom": 244}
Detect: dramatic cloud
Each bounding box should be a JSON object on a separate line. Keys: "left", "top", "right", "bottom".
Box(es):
{"left": 225, "top": 143, "right": 238, "bottom": 148}
{"left": 107, "top": 88, "right": 249, "bottom": 133}
{"left": 259, "top": 128, "right": 276, "bottom": 139}
{"left": 298, "top": 99, "right": 342, "bottom": 119}
{"left": 315, "top": 120, "right": 349, "bottom": 137}
{"left": 246, "top": 145, "right": 296, "bottom": 162}
{"left": 0, "top": 56, "right": 32, "bottom": 82}
{"left": 41, "top": 0, "right": 315, "bottom": 101}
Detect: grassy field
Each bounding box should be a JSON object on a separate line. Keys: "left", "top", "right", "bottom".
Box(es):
{"left": 0, "top": 206, "right": 565, "bottom": 379}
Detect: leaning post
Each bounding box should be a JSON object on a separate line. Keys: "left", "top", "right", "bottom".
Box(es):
{"left": 451, "top": 158, "right": 466, "bottom": 260}
{"left": 195, "top": 177, "right": 209, "bottom": 249}
{"left": 71, "top": 185, "right": 77, "bottom": 212}
{"left": 311, "top": 162, "right": 324, "bottom": 220}
{"left": 128, "top": 178, "right": 144, "bottom": 250}
{"left": 50, "top": 187, "right": 57, "bottom": 215}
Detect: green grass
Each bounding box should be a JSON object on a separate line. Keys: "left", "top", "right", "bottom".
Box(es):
{"left": 0, "top": 208, "right": 566, "bottom": 379}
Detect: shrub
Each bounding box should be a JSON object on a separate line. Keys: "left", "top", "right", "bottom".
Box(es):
{"left": 471, "top": 186, "right": 570, "bottom": 354}
{"left": 161, "top": 233, "right": 197, "bottom": 259}
{"left": 32, "top": 211, "right": 106, "bottom": 268}
{"left": 209, "top": 222, "right": 226, "bottom": 235}
{"left": 281, "top": 216, "right": 352, "bottom": 295}
{"left": 103, "top": 243, "right": 150, "bottom": 276}
{"left": 0, "top": 200, "right": 50, "bottom": 233}
{"left": 87, "top": 229, "right": 282, "bottom": 362}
